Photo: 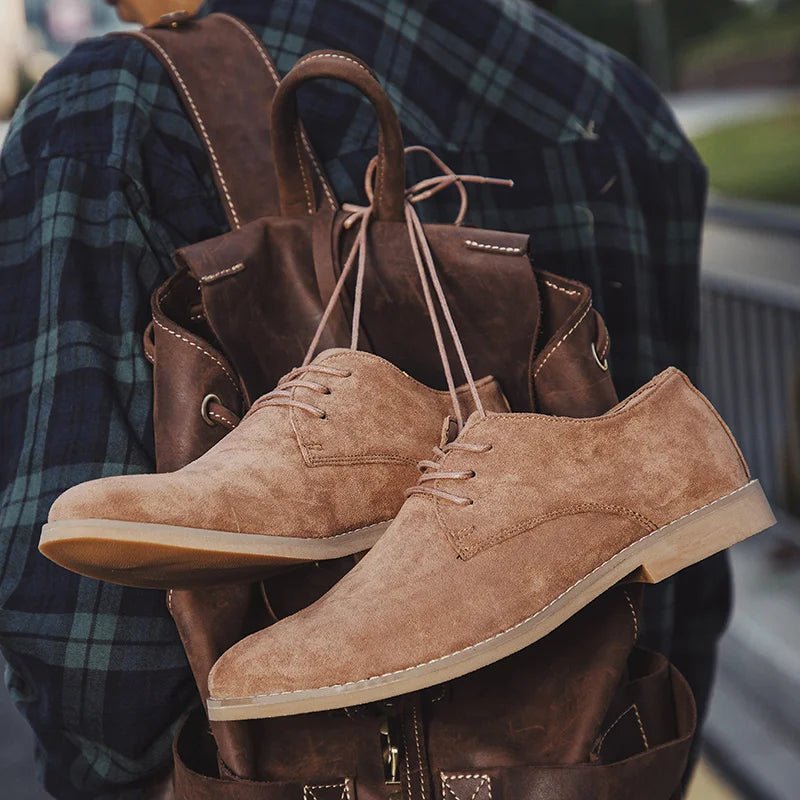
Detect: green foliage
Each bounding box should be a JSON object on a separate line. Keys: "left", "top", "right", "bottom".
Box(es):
{"left": 692, "top": 108, "right": 800, "bottom": 205}
{"left": 680, "top": 7, "right": 800, "bottom": 74}
{"left": 554, "top": 0, "right": 745, "bottom": 68}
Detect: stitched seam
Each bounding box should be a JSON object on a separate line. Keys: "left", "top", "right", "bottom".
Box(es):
{"left": 140, "top": 34, "right": 240, "bottom": 228}
{"left": 543, "top": 279, "right": 580, "bottom": 296}
{"left": 226, "top": 483, "right": 752, "bottom": 699}
{"left": 307, "top": 518, "right": 393, "bottom": 541}
{"left": 441, "top": 774, "right": 491, "bottom": 800}
{"left": 464, "top": 239, "right": 524, "bottom": 255}
{"left": 300, "top": 126, "right": 337, "bottom": 210}
{"left": 299, "top": 53, "right": 384, "bottom": 208}
{"left": 472, "top": 369, "right": 678, "bottom": 426}
{"left": 294, "top": 122, "right": 315, "bottom": 215}
{"left": 223, "top": 16, "right": 337, "bottom": 210}
{"left": 208, "top": 410, "right": 237, "bottom": 428}
{"left": 306, "top": 453, "right": 420, "bottom": 467}
{"left": 222, "top": 15, "right": 280, "bottom": 83}
{"left": 198, "top": 262, "right": 245, "bottom": 283}
{"left": 593, "top": 704, "right": 635, "bottom": 756}
{"left": 304, "top": 782, "right": 349, "bottom": 800}
{"left": 401, "top": 712, "right": 417, "bottom": 800}
{"left": 623, "top": 589, "right": 639, "bottom": 641}
{"left": 632, "top": 705, "right": 649, "bottom": 750}
{"left": 453, "top": 503, "right": 655, "bottom": 560}
{"left": 682, "top": 373, "right": 750, "bottom": 480}
{"left": 412, "top": 704, "right": 427, "bottom": 800}
{"left": 533, "top": 302, "right": 591, "bottom": 378}
{"left": 599, "top": 333, "right": 610, "bottom": 361}
{"left": 153, "top": 318, "right": 240, "bottom": 393}
{"left": 302, "top": 350, "right": 496, "bottom": 398}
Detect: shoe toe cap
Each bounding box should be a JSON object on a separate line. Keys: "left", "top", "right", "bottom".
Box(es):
{"left": 48, "top": 474, "right": 166, "bottom": 524}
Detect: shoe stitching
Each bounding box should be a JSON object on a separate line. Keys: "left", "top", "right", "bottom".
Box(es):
{"left": 450, "top": 503, "right": 656, "bottom": 560}
{"left": 305, "top": 453, "right": 421, "bottom": 467}
{"left": 471, "top": 368, "right": 678, "bottom": 428}
{"left": 213, "top": 482, "right": 751, "bottom": 701}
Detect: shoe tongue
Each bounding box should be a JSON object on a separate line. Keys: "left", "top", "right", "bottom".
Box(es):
{"left": 439, "top": 416, "right": 459, "bottom": 448}
{"left": 310, "top": 347, "right": 358, "bottom": 365}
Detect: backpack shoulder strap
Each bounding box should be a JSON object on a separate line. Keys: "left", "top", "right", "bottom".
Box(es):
{"left": 120, "top": 12, "right": 336, "bottom": 229}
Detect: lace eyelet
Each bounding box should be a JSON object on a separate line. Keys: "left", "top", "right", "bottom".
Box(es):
{"left": 319, "top": 412, "right": 328, "bottom": 420}
{"left": 468, "top": 470, "right": 477, "bottom": 479}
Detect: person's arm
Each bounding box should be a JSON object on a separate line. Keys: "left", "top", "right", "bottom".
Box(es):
{"left": 0, "top": 151, "right": 194, "bottom": 798}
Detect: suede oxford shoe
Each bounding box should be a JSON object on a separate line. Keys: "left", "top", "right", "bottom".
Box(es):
{"left": 207, "top": 367, "right": 774, "bottom": 720}
{"left": 41, "top": 349, "right": 507, "bottom": 589}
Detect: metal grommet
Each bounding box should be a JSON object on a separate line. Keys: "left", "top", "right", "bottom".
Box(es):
{"left": 591, "top": 341, "right": 609, "bottom": 372}
{"left": 201, "top": 393, "right": 221, "bottom": 426}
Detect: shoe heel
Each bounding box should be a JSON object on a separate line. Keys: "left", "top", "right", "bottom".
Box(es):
{"left": 637, "top": 480, "right": 775, "bottom": 584}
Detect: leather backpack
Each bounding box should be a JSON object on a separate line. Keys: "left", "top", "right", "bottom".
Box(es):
{"left": 124, "top": 13, "right": 695, "bottom": 800}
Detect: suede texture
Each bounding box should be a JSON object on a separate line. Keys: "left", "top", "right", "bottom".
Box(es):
{"left": 208, "top": 367, "right": 750, "bottom": 701}
{"left": 48, "top": 349, "right": 508, "bottom": 539}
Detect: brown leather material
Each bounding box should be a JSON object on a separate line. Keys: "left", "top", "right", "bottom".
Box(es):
{"left": 172, "top": 603, "right": 695, "bottom": 800}
{"left": 271, "top": 50, "right": 406, "bottom": 221}
{"left": 122, "top": 21, "right": 691, "bottom": 798}
{"left": 150, "top": 272, "right": 244, "bottom": 473}
{"left": 532, "top": 270, "right": 618, "bottom": 416}
{"left": 124, "top": 13, "right": 334, "bottom": 229}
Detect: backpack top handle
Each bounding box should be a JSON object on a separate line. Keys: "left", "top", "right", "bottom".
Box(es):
{"left": 271, "top": 50, "right": 406, "bottom": 222}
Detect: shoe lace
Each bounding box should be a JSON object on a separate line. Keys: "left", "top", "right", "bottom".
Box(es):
{"left": 249, "top": 364, "right": 353, "bottom": 418}
{"left": 406, "top": 441, "right": 492, "bottom": 506}
{"left": 250, "top": 147, "right": 510, "bottom": 432}
{"left": 299, "top": 145, "right": 512, "bottom": 429}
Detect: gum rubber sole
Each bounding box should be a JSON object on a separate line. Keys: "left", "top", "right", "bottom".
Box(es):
{"left": 38, "top": 518, "right": 392, "bottom": 589}
{"left": 206, "top": 479, "right": 775, "bottom": 720}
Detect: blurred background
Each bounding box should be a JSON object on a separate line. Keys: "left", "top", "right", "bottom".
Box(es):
{"left": 0, "top": 1, "right": 798, "bottom": 799}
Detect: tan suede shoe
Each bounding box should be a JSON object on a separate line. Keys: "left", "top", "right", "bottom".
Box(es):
{"left": 40, "top": 349, "right": 508, "bottom": 589}
{"left": 206, "top": 367, "right": 775, "bottom": 720}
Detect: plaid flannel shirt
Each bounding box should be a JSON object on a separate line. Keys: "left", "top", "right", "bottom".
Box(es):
{"left": 0, "top": 0, "right": 707, "bottom": 796}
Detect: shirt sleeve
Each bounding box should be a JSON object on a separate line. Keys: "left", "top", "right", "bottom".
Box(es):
{"left": 0, "top": 154, "right": 196, "bottom": 799}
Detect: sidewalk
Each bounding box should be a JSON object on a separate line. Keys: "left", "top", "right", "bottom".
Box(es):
{"left": 668, "top": 88, "right": 800, "bottom": 138}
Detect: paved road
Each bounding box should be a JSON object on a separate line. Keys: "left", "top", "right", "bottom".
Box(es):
{"left": 668, "top": 88, "right": 800, "bottom": 138}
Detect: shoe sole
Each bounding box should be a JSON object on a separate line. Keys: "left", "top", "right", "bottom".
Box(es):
{"left": 206, "top": 479, "right": 775, "bottom": 720}
{"left": 38, "top": 518, "right": 392, "bottom": 589}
